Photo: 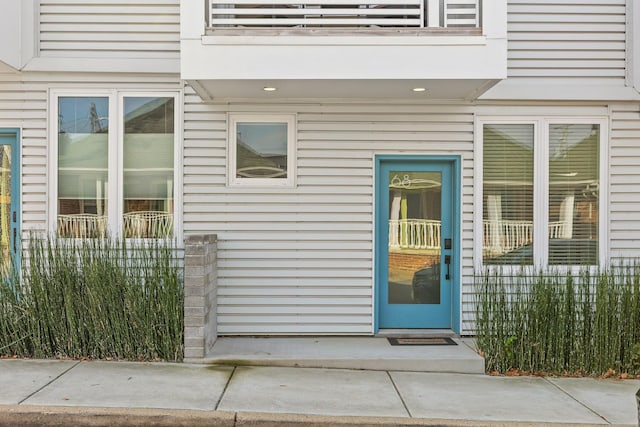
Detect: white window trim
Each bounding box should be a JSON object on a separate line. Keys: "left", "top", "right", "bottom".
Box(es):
{"left": 474, "top": 116, "right": 609, "bottom": 270}
{"left": 227, "top": 113, "right": 296, "bottom": 187}
{"left": 49, "top": 89, "right": 183, "bottom": 240}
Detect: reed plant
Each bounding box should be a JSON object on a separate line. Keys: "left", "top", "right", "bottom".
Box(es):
{"left": 0, "top": 234, "right": 183, "bottom": 361}
{"left": 475, "top": 264, "right": 640, "bottom": 376}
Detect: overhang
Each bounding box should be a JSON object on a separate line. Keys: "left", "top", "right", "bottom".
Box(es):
{"left": 181, "top": 35, "right": 507, "bottom": 100}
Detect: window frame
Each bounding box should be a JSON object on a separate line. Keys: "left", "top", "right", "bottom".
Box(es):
{"left": 49, "top": 89, "right": 183, "bottom": 240}
{"left": 227, "top": 113, "right": 296, "bottom": 187}
{"left": 474, "top": 116, "right": 608, "bottom": 269}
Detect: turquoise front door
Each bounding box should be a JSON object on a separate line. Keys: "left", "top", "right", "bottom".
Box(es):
{"left": 376, "top": 156, "right": 459, "bottom": 330}
{"left": 0, "top": 129, "right": 20, "bottom": 274}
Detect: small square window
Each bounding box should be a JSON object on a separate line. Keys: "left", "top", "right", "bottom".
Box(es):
{"left": 228, "top": 114, "right": 296, "bottom": 186}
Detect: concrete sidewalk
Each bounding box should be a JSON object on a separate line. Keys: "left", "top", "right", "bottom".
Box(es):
{"left": 0, "top": 358, "right": 638, "bottom": 427}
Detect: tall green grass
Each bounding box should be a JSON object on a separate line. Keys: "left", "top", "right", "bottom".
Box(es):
{"left": 0, "top": 234, "right": 183, "bottom": 361}
{"left": 475, "top": 265, "right": 640, "bottom": 375}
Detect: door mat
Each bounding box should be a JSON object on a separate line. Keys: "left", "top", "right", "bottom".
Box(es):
{"left": 387, "top": 337, "right": 457, "bottom": 346}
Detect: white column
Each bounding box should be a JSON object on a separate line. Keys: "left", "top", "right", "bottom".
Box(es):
{"left": 486, "top": 194, "right": 503, "bottom": 252}
{"left": 558, "top": 193, "right": 575, "bottom": 239}
{"left": 389, "top": 190, "right": 402, "bottom": 248}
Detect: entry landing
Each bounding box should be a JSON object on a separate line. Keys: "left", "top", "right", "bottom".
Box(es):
{"left": 205, "top": 336, "right": 484, "bottom": 374}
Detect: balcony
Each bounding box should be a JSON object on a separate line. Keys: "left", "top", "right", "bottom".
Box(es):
{"left": 207, "top": 0, "right": 480, "bottom": 30}
{"left": 181, "top": 0, "right": 506, "bottom": 99}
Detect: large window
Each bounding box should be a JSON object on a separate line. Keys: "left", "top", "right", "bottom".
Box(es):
{"left": 228, "top": 114, "right": 296, "bottom": 186}
{"left": 482, "top": 124, "right": 534, "bottom": 265}
{"left": 479, "top": 118, "right": 605, "bottom": 266}
{"left": 53, "top": 92, "right": 179, "bottom": 238}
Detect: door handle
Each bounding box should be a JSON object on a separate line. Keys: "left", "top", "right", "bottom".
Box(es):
{"left": 444, "top": 255, "right": 451, "bottom": 280}
{"left": 12, "top": 227, "right": 16, "bottom": 254}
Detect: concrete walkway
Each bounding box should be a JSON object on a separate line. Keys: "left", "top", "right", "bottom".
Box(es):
{"left": 0, "top": 358, "right": 638, "bottom": 427}
{"left": 205, "top": 336, "right": 485, "bottom": 373}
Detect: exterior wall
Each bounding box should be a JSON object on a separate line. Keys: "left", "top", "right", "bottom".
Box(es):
{"left": 182, "top": 96, "right": 640, "bottom": 335}
{"left": 609, "top": 102, "right": 640, "bottom": 259}
{"left": 183, "top": 89, "right": 476, "bottom": 334}
{"left": 0, "top": 72, "right": 182, "bottom": 234}
{"left": 1, "top": 81, "right": 638, "bottom": 336}
{"left": 39, "top": 0, "right": 180, "bottom": 61}
{"left": 507, "top": 0, "right": 627, "bottom": 84}
{"left": 0, "top": 0, "right": 638, "bottom": 338}
{"left": 483, "top": 0, "right": 637, "bottom": 100}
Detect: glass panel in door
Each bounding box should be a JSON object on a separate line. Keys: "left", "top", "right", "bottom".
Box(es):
{"left": 388, "top": 171, "right": 441, "bottom": 305}
{"left": 0, "top": 145, "right": 11, "bottom": 275}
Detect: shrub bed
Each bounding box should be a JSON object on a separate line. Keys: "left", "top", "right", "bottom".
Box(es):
{"left": 475, "top": 265, "right": 640, "bottom": 376}
{"left": 0, "top": 235, "right": 183, "bottom": 361}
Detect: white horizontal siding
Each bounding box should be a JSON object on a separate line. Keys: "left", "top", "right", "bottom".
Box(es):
{"left": 609, "top": 103, "right": 640, "bottom": 258}
{"left": 507, "top": 0, "right": 627, "bottom": 83}
{"left": 38, "top": 0, "right": 180, "bottom": 59}
{"left": 183, "top": 88, "right": 476, "bottom": 335}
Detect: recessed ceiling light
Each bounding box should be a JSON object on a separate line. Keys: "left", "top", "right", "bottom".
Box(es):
{"left": 412, "top": 87, "right": 426, "bottom": 92}
{"left": 263, "top": 86, "right": 277, "bottom": 92}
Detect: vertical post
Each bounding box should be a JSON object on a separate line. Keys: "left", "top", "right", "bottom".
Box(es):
{"left": 205, "top": 0, "right": 210, "bottom": 27}
{"left": 427, "top": 0, "right": 440, "bottom": 27}
{"left": 184, "top": 234, "right": 218, "bottom": 361}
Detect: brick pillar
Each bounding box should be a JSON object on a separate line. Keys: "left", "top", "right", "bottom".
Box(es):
{"left": 183, "top": 234, "right": 218, "bottom": 362}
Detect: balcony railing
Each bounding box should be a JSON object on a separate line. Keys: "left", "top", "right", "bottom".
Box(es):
{"left": 483, "top": 220, "right": 570, "bottom": 254}
{"left": 389, "top": 219, "right": 441, "bottom": 250}
{"left": 207, "top": 0, "right": 480, "bottom": 29}
{"left": 389, "top": 218, "right": 571, "bottom": 253}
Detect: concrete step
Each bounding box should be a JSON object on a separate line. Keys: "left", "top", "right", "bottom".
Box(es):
{"left": 205, "top": 337, "right": 485, "bottom": 374}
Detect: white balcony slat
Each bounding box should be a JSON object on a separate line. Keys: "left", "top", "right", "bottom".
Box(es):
{"left": 444, "top": 0, "right": 479, "bottom": 27}
{"left": 208, "top": 0, "right": 480, "bottom": 28}
{"left": 210, "top": 17, "right": 422, "bottom": 25}
{"left": 212, "top": 8, "right": 420, "bottom": 16}
{"left": 210, "top": 0, "right": 420, "bottom": 5}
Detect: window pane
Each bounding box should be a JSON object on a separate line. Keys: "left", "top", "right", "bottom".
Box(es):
{"left": 483, "top": 124, "right": 534, "bottom": 264}
{"left": 388, "top": 172, "right": 442, "bottom": 304}
{"left": 548, "top": 124, "right": 599, "bottom": 265}
{"left": 123, "top": 97, "right": 174, "bottom": 238}
{"left": 236, "top": 122, "right": 288, "bottom": 178}
{"left": 0, "top": 146, "right": 11, "bottom": 274}
{"left": 57, "top": 97, "right": 108, "bottom": 238}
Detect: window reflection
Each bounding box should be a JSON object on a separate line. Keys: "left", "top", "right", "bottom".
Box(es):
{"left": 57, "top": 97, "right": 108, "bottom": 238}
{"left": 482, "top": 124, "right": 534, "bottom": 265}
{"left": 123, "top": 97, "right": 174, "bottom": 238}
{"left": 236, "top": 122, "right": 288, "bottom": 178}
{"left": 548, "top": 124, "right": 599, "bottom": 265}
{"left": 0, "top": 145, "right": 11, "bottom": 274}
{"left": 388, "top": 171, "right": 442, "bottom": 305}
